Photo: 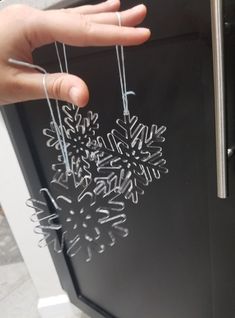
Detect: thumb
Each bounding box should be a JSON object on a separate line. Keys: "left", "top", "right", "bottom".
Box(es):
{"left": 13, "top": 71, "right": 89, "bottom": 107}
{"left": 46, "top": 73, "right": 89, "bottom": 107}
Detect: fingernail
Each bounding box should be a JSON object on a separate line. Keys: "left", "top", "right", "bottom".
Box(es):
{"left": 138, "top": 27, "right": 151, "bottom": 36}
{"left": 69, "top": 87, "right": 80, "bottom": 106}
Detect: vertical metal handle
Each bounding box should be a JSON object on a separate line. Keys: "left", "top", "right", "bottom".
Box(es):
{"left": 210, "top": 0, "right": 227, "bottom": 199}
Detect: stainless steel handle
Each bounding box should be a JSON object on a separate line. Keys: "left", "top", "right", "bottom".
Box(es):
{"left": 210, "top": 0, "right": 227, "bottom": 199}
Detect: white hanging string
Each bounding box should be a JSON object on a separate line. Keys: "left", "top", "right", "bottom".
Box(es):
{"left": 63, "top": 43, "right": 69, "bottom": 75}
{"left": 54, "top": 42, "right": 72, "bottom": 172}
{"left": 55, "top": 42, "right": 64, "bottom": 73}
{"left": 8, "top": 57, "right": 71, "bottom": 174}
{"left": 115, "top": 12, "right": 135, "bottom": 116}
{"left": 55, "top": 42, "right": 76, "bottom": 113}
{"left": 55, "top": 42, "right": 69, "bottom": 75}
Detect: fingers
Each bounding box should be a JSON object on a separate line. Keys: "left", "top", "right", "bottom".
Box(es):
{"left": 66, "top": 0, "right": 120, "bottom": 15}
{"left": 12, "top": 71, "right": 89, "bottom": 107}
{"left": 28, "top": 4, "right": 150, "bottom": 49}
{"left": 86, "top": 4, "right": 147, "bottom": 27}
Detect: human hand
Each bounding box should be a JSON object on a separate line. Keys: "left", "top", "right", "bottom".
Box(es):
{"left": 0, "top": 0, "right": 150, "bottom": 107}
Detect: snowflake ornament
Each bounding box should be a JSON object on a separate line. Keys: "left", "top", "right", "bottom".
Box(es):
{"left": 27, "top": 175, "right": 128, "bottom": 262}
{"left": 43, "top": 104, "right": 99, "bottom": 157}
{"left": 43, "top": 104, "right": 100, "bottom": 185}
{"left": 96, "top": 114, "right": 168, "bottom": 203}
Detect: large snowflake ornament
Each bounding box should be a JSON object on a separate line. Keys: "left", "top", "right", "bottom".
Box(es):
{"left": 27, "top": 175, "right": 128, "bottom": 262}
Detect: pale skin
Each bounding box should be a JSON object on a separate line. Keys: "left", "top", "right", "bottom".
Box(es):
{"left": 0, "top": 0, "right": 150, "bottom": 107}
